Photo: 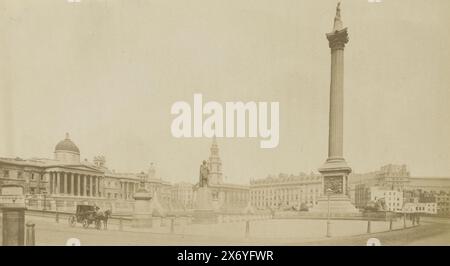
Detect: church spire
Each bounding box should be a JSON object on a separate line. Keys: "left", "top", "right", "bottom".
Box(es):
{"left": 208, "top": 136, "right": 223, "bottom": 185}
{"left": 333, "top": 2, "right": 343, "bottom": 32}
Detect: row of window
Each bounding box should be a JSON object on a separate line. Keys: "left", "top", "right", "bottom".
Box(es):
{"left": 251, "top": 194, "right": 316, "bottom": 200}
{"left": 252, "top": 200, "right": 317, "bottom": 207}
{"left": 2, "top": 170, "right": 46, "bottom": 181}
{"left": 415, "top": 206, "right": 436, "bottom": 212}
{"left": 251, "top": 188, "right": 320, "bottom": 195}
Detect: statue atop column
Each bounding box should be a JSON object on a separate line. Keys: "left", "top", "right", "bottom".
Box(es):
{"left": 336, "top": 2, "right": 341, "bottom": 18}
{"left": 333, "top": 1, "right": 344, "bottom": 32}
{"left": 199, "top": 160, "right": 209, "bottom": 187}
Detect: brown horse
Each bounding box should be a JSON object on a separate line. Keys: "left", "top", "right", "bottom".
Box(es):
{"left": 96, "top": 209, "right": 112, "bottom": 229}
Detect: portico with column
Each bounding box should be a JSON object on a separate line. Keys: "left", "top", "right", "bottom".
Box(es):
{"left": 48, "top": 169, "right": 104, "bottom": 198}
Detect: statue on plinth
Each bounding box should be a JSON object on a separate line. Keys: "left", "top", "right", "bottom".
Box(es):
{"left": 132, "top": 186, "right": 153, "bottom": 228}
{"left": 194, "top": 160, "right": 216, "bottom": 221}
{"left": 199, "top": 160, "right": 209, "bottom": 188}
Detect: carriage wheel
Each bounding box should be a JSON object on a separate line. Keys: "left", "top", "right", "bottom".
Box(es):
{"left": 69, "top": 216, "right": 76, "bottom": 227}
{"left": 82, "top": 219, "right": 89, "bottom": 228}
{"left": 95, "top": 220, "right": 102, "bottom": 230}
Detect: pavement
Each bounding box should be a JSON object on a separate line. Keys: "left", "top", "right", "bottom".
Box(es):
{"left": 1, "top": 213, "right": 449, "bottom": 246}
{"left": 299, "top": 217, "right": 450, "bottom": 246}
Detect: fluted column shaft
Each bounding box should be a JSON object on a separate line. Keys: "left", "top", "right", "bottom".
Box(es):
{"left": 63, "top": 172, "right": 68, "bottom": 195}
{"left": 92, "top": 176, "right": 96, "bottom": 197}
{"left": 83, "top": 175, "right": 87, "bottom": 196}
{"left": 54, "top": 172, "right": 57, "bottom": 194}
{"left": 98, "top": 177, "right": 101, "bottom": 197}
{"left": 49, "top": 172, "right": 53, "bottom": 194}
{"left": 70, "top": 173, "right": 74, "bottom": 195}
{"left": 328, "top": 47, "right": 345, "bottom": 159}
{"left": 56, "top": 172, "right": 60, "bottom": 194}
{"left": 89, "top": 176, "right": 93, "bottom": 197}
{"left": 76, "top": 174, "right": 80, "bottom": 196}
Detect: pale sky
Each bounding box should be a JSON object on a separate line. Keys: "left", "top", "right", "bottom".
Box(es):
{"left": 1, "top": 0, "right": 449, "bottom": 184}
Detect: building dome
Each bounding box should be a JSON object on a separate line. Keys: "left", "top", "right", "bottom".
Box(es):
{"left": 55, "top": 133, "right": 80, "bottom": 154}
{"left": 54, "top": 133, "right": 80, "bottom": 164}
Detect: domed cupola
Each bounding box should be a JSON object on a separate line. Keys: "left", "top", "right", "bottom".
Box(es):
{"left": 54, "top": 133, "right": 80, "bottom": 164}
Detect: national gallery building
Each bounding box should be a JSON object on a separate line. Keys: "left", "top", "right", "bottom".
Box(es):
{"left": 0, "top": 133, "right": 170, "bottom": 212}
{"left": 0, "top": 133, "right": 249, "bottom": 213}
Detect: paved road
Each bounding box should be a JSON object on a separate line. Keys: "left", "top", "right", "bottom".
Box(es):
{"left": 30, "top": 216, "right": 244, "bottom": 246}
{"left": 301, "top": 217, "right": 450, "bottom": 246}
{"left": 2, "top": 214, "right": 449, "bottom": 245}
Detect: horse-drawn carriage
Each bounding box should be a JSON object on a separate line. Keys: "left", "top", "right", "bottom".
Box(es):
{"left": 69, "top": 204, "right": 111, "bottom": 230}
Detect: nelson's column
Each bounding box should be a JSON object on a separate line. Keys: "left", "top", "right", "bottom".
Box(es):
{"left": 311, "top": 3, "right": 359, "bottom": 213}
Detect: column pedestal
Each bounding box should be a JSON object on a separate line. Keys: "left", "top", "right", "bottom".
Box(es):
{"left": 310, "top": 158, "right": 359, "bottom": 214}
{"left": 132, "top": 189, "right": 153, "bottom": 228}
{"left": 193, "top": 187, "right": 218, "bottom": 224}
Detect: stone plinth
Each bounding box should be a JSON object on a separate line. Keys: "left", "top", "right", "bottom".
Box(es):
{"left": 194, "top": 187, "right": 213, "bottom": 210}
{"left": 310, "top": 194, "right": 359, "bottom": 214}
{"left": 310, "top": 159, "right": 359, "bottom": 214}
{"left": 193, "top": 187, "right": 218, "bottom": 224}
{"left": 132, "top": 189, "right": 152, "bottom": 228}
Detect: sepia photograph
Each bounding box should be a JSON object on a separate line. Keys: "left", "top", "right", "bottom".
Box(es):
{"left": 0, "top": 0, "right": 449, "bottom": 251}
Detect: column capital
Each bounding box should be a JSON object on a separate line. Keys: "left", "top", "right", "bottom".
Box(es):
{"left": 326, "top": 28, "right": 349, "bottom": 50}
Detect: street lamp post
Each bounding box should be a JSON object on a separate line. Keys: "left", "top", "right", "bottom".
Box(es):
{"left": 326, "top": 188, "right": 333, "bottom": 238}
